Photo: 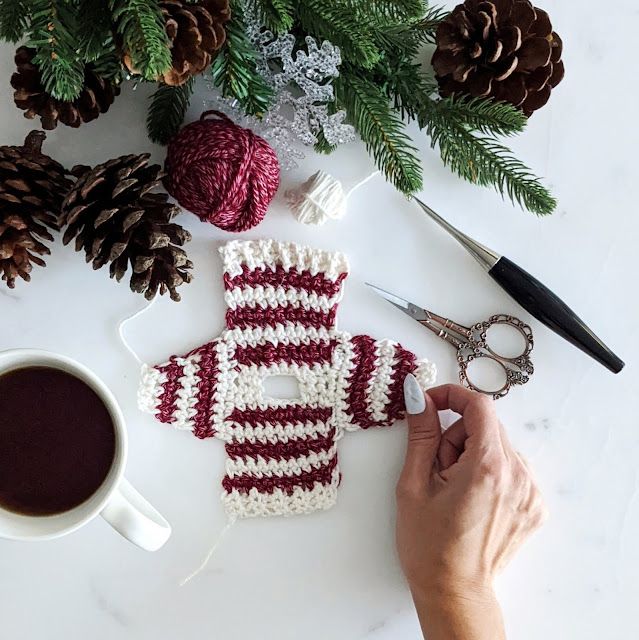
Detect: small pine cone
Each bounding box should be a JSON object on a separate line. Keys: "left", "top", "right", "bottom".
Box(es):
{"left": 432, "top": 0, "right": 564, "bottom": 116}
{"left": 60, "top": 154, "right": 193, "bottom": 302}
{"left": 0, "top": 131, "right": 72, "bottom": 288}
{"left": 149, "top": 0, "right": 231, "bottom": 86}
{"left": 11, "top": 46, "right": 121, "bottom": 130}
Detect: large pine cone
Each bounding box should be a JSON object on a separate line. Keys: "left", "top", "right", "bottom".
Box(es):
{"left": 160, "top": 0, "right": 230, "bottom": 85}
{"left": 11, "top": 47, "right": 121, "bottom": 130}
{"left": 432, "top": 0, "right": 564, "bottom": 116}
{"left": 0, "top": 131, "right": 72, "bottom": 288}
{"left": 60, "top": 155, "right": 193, "bottom": 302}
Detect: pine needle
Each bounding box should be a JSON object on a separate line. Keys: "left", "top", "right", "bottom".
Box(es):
{"left": 77, "top": 0, "right": 114, "bottom": 62}
{"left": 429, "top": 95, "right": 528, "bottom": 137}
{"left": 210, "top": 2, "right": 274, "bottom": 116}
{"left": 341, "top": 0, "right": 424, "bottom": 24}
{"left": 0, "top": 0, "right": 29, "bottom": 42}
{"left": 298, "top": 0, "right": 381, "bottom": 68}
{"left": 424, "top": 110, "right": 556, "bottom": 215}
{"left": 28, "top": 0, "right": 85, "bottom": 102}
{"left": 109, "top": 0, "right": 172, "bottom": 81}
{"left": 336, "top": 71, "right": 422, "bottom": 195}
{"left": 147, "top": 78, "right": 195, "bottom": 146}
{"left": 410, "top": 5, "right": 450, "bottom": 44}
{"left": 248, "top": 0, "right": 294, "bottom": 33}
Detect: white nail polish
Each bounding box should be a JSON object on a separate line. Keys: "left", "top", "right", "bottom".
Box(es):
{"left": 404, "top": 374, "right": 426, "bottom": 415}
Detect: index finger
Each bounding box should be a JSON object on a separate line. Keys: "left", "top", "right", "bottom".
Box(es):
{"left": 427, "top": 384, "right": 500, "bottom": 443}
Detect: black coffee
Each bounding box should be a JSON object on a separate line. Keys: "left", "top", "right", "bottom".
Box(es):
{"left": 0, "top": 366, "right": 116, "bottom": 516}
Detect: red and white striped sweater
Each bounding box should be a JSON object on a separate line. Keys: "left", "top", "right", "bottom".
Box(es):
{"left": 139, "top": 239, "right": 435, "bottom": 519}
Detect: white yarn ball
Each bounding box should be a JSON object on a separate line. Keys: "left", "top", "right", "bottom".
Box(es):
{"left": 285, "top": 170, "right": 348, "bottom": 226}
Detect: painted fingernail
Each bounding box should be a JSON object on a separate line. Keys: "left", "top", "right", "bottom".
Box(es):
{"left": 404, "top": 373, "right": 426, "bottom": 415}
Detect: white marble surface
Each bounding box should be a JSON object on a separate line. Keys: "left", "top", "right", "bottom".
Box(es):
{"left": 1, "top": 1, "right": 638, "bottom": 637}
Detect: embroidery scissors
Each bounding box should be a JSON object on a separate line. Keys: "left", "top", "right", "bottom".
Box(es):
{"left": 367, "top": 284, "right": 534, "bottom": 399}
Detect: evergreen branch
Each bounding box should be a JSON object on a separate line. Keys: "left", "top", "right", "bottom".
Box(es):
{"left": 28, "top": 0, "right": 85, "bottom": 101}
{"left": 373, "top": 5, "right": 449, "bottom": 60}
{"left": 335, "top": 70, "right": 422, "bottom": 195}
{"left": 147, "top": 78, "right": 194, "bottom": 145}
{"left": 248, "top": 0, "right": 294, "bottom": 33}
{"left": 314, "top": 129, "right": 338, "bottom": 155}
{"left": 109, "top": 0, "right": 172, "bottom": 81}
{"left": 91, "top": 48, "right": 126, "bottom": 83}
{"left": 423, "top": 104, "right": 555, "bottom": 214}
{"left": 374, "top": 54, "right": 550, "bottom": 213}
{"left": 0, "top": 0, "right": 30, "bottom": 43}
{"left": 77, "top": 0, "right": 114, "bottom": 62}
{"left": 314, "top": 102, "right": 339, "bottom": 154}
{"left": 377, "top": 55, "right": 524, "bottom": 138}
{"left": 341, "top": 0, "right": 424, "bottom": 24}
{"left": 374, "top": 54, "right": 437, "bottom": 120}
{"left": 410, "top": 5, "right": 450, "bottom": 44}
{"left": 297, "top": 0, "right": 381, "bottom": 68}
{"left": 210, "top": 4, "right": 274, "bottom": 116}
{"left": 431, "top": 95, "right": 527, "bottom": 137}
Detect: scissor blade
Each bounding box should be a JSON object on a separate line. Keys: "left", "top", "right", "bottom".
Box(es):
{"left": 365, "top": 283, "right": 429, "bottom": 322}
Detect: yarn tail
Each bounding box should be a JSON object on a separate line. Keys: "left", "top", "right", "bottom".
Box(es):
{"left": 117, "top": 297, "right": 157, "bottom": 365}
{"left": 179, "top": 516, "right": 237, "bottom": 587}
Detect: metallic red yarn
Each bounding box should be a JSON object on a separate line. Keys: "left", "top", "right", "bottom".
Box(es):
{"left": 164, "top": 111, "right": 280, "bottom": 232}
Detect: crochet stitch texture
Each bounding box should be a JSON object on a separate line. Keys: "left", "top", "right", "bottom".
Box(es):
{"left": 139, "top": 239, "right": 436, "bottom": 519}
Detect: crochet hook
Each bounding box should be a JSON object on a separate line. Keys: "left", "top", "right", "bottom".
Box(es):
{"left": 412, "top": 198, "right": 624, "bottom": 374}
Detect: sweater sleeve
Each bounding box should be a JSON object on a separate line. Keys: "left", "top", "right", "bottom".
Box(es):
{"left": 335, "top": 334, "right": 436, "bottom": 431}
{"left": 137, "top": 338, "right": 221, "bottom": 439}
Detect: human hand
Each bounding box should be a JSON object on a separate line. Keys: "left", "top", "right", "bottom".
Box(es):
{"left": 396, "top": 377, "right": 547, "bottom": 639}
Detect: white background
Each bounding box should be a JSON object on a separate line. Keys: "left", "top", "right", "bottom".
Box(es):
{"left": 1, "top": 0, "right": 638, "bottom": 637}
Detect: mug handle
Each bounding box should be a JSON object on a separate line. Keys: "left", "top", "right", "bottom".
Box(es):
{"left": 101, "top": 478, "right": 171, "bottom": 551}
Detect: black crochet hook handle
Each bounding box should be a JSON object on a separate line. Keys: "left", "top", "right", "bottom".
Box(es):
{"left": 489, "top": 257, "right": 624, "bottom": 374}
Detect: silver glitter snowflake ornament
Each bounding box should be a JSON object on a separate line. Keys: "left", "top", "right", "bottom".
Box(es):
{"left": 206, "top": 7, "right": 355, "bottom": 169}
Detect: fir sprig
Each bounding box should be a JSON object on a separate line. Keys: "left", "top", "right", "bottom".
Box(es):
{"left": 424, "top": 107, "right": 556, "bottom": 215}
{"left": 78, "top": 0, "right": 114, "bottom": 62}
{"left": 109, "top": 0, "right": 172, "bottom": 81}
{"left": 373, "top": 6, "right": 449, "bottom": 61}
{"left": 335, "top": 71, "right": 422, "bottom": 195}
{"left": 250, "top": 0, "right": 294, "bottom": 33}
{"left": 91, "top": 49, "right": 126, "bottom": 83}
{"left": 410, "top": 5, "right": 450, "bottom": 44}
{"left": 0, "top": 0, "right": 29, "bottom": 43}
{"left": 430, "top": 95, "right": 527, "bottom": 138}
{"left": 210, "top": 2, "right": 274, "bottom": 116}
{"left": 297, "top": 0, "right": 381, "bottom": 69}
{"left": 373, "top": 39, "right": 552, "bottom": 212}
{"left": 28, "top": 0, "right": 85, "bottom": 102}
{"left": 342, "top": 0, "right": 424, "bottom": 24}
{"left": 147, "top": 78, "right": 195, "bottom": 145}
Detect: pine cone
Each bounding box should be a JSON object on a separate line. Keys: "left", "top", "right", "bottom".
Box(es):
{"left": 60, "top": 155, "right": 193, "bottom": 302}
{"left": 11, "top": 46, "right": 121, "bottom": 130}
{"left": 432, "top": 0, "right": 564, "bottom": 116}
{"left": 0, "top": 131, "right": 72, "bottom": 288}
{"left": 160, "top": 0, "right": 231, "bottom": 86}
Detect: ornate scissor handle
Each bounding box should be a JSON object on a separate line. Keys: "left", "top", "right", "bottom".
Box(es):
{"left": 457, "top": 314, "right": 534, "bottom": 400}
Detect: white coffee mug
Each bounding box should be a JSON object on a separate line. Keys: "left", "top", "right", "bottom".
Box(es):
{"left": 0, "top": 349, "right": 171, "bottom": 551}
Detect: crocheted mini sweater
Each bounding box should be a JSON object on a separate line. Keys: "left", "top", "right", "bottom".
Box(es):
{"left": 139, "top": 239, "right": 436, "bottom": 519}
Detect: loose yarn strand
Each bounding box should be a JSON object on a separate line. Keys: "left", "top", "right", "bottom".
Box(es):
{"left": 117, "top": 297, "right": 157, "bottom": 366}
{"left": 345, "top": 170, "right": 380, "bottom": 198}
{"left": 179, "top": 516, "right": 237, "bottom": 587}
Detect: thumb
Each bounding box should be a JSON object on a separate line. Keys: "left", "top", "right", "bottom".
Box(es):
{"left": 400, "top": 374, "right": 442, "bottom": 487}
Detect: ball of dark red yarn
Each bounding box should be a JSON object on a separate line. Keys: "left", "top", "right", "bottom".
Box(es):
{"left": 164, "top": 111, "right": 280, "bottom": 232}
